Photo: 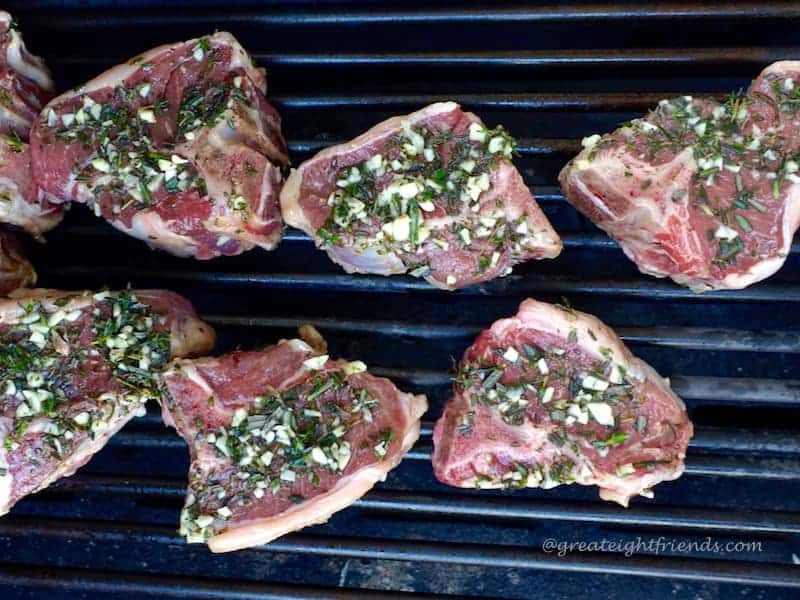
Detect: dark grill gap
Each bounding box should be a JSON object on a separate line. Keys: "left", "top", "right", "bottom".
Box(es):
{"left": 2, "top": 1, "right": 800, "bottom": 598}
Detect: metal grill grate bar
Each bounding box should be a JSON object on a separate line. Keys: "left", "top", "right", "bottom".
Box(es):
{"left": 45, "top": 475, "right": 800, "bottom": 536}
{"left": 0, "top": 519, "right": 797, "bottom": 588}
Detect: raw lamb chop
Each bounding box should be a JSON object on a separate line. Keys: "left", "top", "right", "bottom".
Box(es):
{"left": 160, "top": 330, "right": 427, "bottom": 552}
{"left": 0, "top": 288, "right": 215, "bottom": 515}
{"left": 31, "top": 31, "right": 289, "bottom": 259}
{"left": 0, "top": 228, "right": 35, "bottom": 294}
{"left": 0, "top": 12, "right": 64, "bottom": 236}
{"left": 281, "top": 102, "right": 561, "bottom": 290}
{"left": 432, "top": 299, "right": 692, "bottom": 505}
{"left": 560, "top": 61, "right": 800, "bottom": 292}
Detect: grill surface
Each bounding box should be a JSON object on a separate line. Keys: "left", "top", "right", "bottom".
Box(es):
{"left": 2, "top": 1, "right": 800, "bottom": 598}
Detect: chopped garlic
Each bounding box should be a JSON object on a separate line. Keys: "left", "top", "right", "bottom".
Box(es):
{"left": 397, "top": 182, "right": 419, "bottom": 200}
{"left": 391, "top": 215, "right": 411, "bottom": 241}
{"left": 609, "top": 364, "right": 625, "bottom": 384}
{"left": 91, "top": 158, "right": 111, "bottom": 173}
{"left": 194, "top": 515, "right": 214, "bottom": 528}
{"left": 343, "top": 360, "right": 367, "bottom": 375}
{"left": 460, "top": 159, "right": 476, "bottom": 173}
{"left": 303, "top": 354, "right": 329, "bottom": 370}
{"left": 488, "top": 136, "right": 505, "bottom": 153}
{"left": 714, "top": 224, "right": 738, "bottom": 241}
{"left": 311, "top": 447, "right": 328, "bottom": 465}
{"left": 72, "top": 411, "right": 90, "bottom": 425}
{"left": 616, "top": 463, "right": 636, "bottom": 477}
{"left": 581, "top": 375, "right": 609, "bottom": 392}
{"left": 230, "top": 407, "right": 248, "bottom": 427}
{"left": 581, "top": 134, "right": 601, "bottom": 149}
{"left": 468, "top": 122, "right": 486, "bottom": 142}
{"left": 365, "top": 154, "right": 383, "bottom": 171}
{"left": 586, "top": 402, "right": 615, "bottom": 426}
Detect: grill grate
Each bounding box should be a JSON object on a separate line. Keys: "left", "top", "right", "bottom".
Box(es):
{"left": 2, "top": 1, "right": 800, "bottom": 598}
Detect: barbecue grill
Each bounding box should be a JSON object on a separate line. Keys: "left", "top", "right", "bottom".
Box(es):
{"left": 2, "top": 1, "right": 800, "bottom": 598}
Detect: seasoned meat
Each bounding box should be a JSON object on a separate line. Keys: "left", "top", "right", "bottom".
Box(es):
{"left": 0, "top": 12, "right": 64, "bottom": 236}
{"left": 560, "top": 61, "right": 800, "bottom": 292}
{"left": 31, "top": 32, "right": 288, "bottom": 259}
{"left": 161, "top": 332, "right": 427, "bottom": 552}
{"left": 432, "top": 299, "right": 692, "bottom": 505}
{"left": 281, "top": 102, "right": 561, "bottom": 289}
{"left": 0, "top": 288, "right": 214, "bottom": 515}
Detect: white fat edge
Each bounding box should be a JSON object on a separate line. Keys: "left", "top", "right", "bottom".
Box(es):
{"left": 0, "top": 109, "right": 32, "bottom": 136}
{"left": 209, "top": 390, "right": 427, "bottom": 552}
{"left": 57, "top": 37, "right": 185, "bottom": 99}
{"left": 291, "top": 101, "right": 460, "bottom": 182}
{"left": 0, "top": 176, "right": 27, "bottom": 224}
{"left": 326, "top": 242, "right": 406, "bottom": 276}
{"left": 0, "top": 175, "right": 63, "bottom": 235}
{"left": 279, "top": 169, "right": 312, "bottom": 232}
{"left": 39, "top": 406, "right": 139, "bottom": 496}
{"left": 232, "top": 166, "right": 283, "bottom": 251}
{"left": 123, "top": 211, "right": 200, "bottom": 258}
{"left": 177, "top": 363, "right": 216, "bottom": 400}
{"left": 207, "top": 463, "right": 393, "bottom": 552}
{"left": 5, "top": 27, "right": 53, "bottom": 91}
{"left": 0, "top": 291, "right": 93, "bottom": 326}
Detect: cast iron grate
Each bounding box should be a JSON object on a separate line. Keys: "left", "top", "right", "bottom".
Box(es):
{"left": 1, "top": 2, "right": 799, "bottom": 598}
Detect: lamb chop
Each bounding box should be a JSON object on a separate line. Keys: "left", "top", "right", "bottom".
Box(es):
{"left": 31, "top": 31, "right": 289, "bottom": 259}
{"left": 0, "top": 288, "right": 214, "bottom": 515}
{"left": 160, "top": 329, "right": 427, "bottom": 552}
{"left": 0, "top": 227, "right": 35, "bottom": 294}
{"left": 0, "top": 12, "right": 64, "bottom": 236}
{"left": 281, "top": 102, "right": 562, "bottom": 290}
{"left": 432, "top": 299, "right": 692, "bottom": 505}
{"left": 560, "top": 61, "right": 800, "bottom": 292}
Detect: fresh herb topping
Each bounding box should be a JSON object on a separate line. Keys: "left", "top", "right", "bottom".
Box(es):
{"left": 180, "top": 365, "right": 394, "bottom": 543}
{"left": 39, "top": 38, "right": 254, "bottom": 219}
{"left": 0, "top": 291, "right": 169, "bottom": 461}
{"left": 316, "top": 118, "right": 537, "bottom": 283}
{"left": 584, "top": 75, "right": 800, "bottom": 271}
{"left": 455, "top": 332, "right": 653, "bottom": 490}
